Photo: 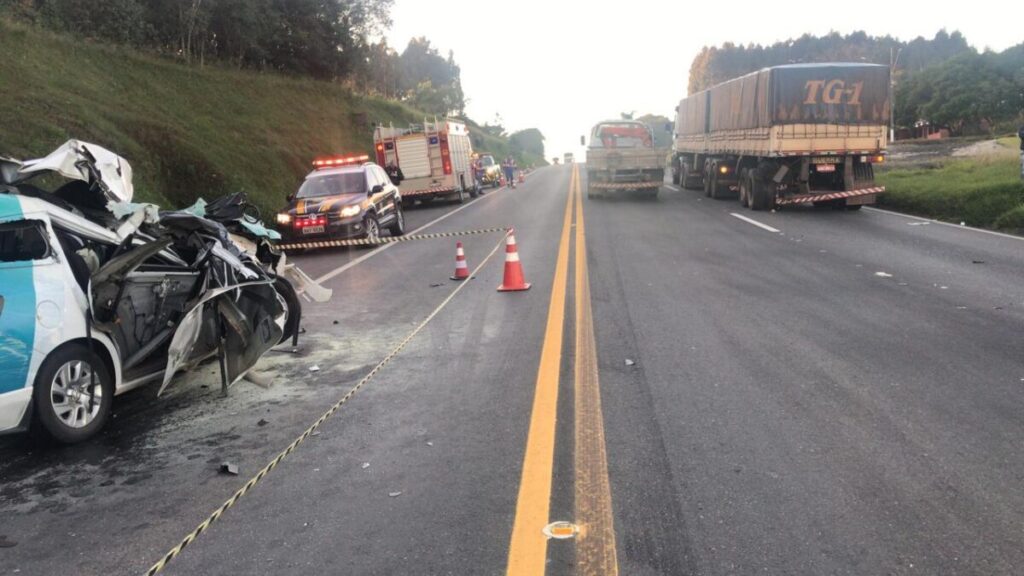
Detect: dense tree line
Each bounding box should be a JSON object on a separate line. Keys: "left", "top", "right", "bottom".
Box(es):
{"left": 687, "top": 30, "right": 972, "bottom": 94}
{"left": 897, "top": 49, "right": 1024, "bottom": 135}
{"left": 360, "top": 37, "right": 465, "bottom": 115}
{"left": 3, "top": 0, "right": 393, "bottom": 78}
{"left": 688, "top": 30, "right": 1024, "bottom": 135}
{"left": 2, "top": 0, "right": 468, "bottom": 114}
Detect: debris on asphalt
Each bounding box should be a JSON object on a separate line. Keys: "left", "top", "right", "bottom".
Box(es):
{"left": 957, "top": 306, "right": 968, "bottom": 310}
{"left": 361, "top": 462, "right": 370, "bottom": 469}
{"left": 430, "top": 283, "right": 444, "bottom": 288}
{"left": 907, "top": 221, "right": 930, "bottom": 226}
{"left": 257, "top": 419, "right": 269, "bottom": 427}
{"left": 0, "top": 535, "right": 17, "bottom": 548}
{"left": 309, "top": 365, "right": 320, "bottom": 372}
{"left": 388, "top": 491, "right": 402, "bottom": 497}
{"left": 333, "top": 320, "right": 339, "bottom": 324}
{"left": 625, "top": 359, "right": 636, "bottom": 366}
{"left": 960, "top": 221, "right": 966, "bottom": 226}
{"left": 426, "top": 441, "right": 434, "bottom": 447}
{"left": 898, "top": 282, "right": 909, "bottom": 286}
{"left": 874, "top": 272, "right": 893, "bottom": 278}
{"left": 972, "top": 260, "right": 985, "bottom": 264}
{"left": 940, "top": 286, "right": 949, "bottom": 290}
{"left": 311, "top": 431, "right": 321, "bottom": 437}
{"left": 219, "top": 463, "right": 239, "bottom": 476}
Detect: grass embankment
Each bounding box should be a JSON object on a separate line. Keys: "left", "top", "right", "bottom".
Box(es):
{"left": 0, "top": 19, "right": 542, "bottom": 216}
{"left": 877, "top": 137, "right": 1024, "bottom": 233}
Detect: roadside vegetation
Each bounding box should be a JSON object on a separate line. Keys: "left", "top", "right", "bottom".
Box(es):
{"left": 877, "top": 138, "right": 1024, "bottom": 232}
{"left": 0, "top": 19, "right": 543, "bottom": 216}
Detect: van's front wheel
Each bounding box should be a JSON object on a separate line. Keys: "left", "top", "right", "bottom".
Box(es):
{"left": 32, "top": 344, "right": 113, "bottom": 444}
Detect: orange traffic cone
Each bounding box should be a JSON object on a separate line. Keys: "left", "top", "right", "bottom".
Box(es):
{"left": 500, "top": 175, "right": 507, "bottom": 186}
{"left": 451, "top": 241, "right": 470, "bottom": 281}
{"left": 518, "top": 171, "right": 525, "bottom": 184}
{"left": 497, "top": 230, "right": 530, "bottom": 292}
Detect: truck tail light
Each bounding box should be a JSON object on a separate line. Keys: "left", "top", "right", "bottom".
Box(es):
{"left": 374, "top": 143, "right": 385, "bottom": 166}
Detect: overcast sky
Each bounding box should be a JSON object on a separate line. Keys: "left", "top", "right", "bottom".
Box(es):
{"left": 388, "top": 0, "right": 1021, "bottom": 160}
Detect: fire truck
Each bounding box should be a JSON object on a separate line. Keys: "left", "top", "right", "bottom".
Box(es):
{"left": 373, "top": 119, "right": 476, "bottom": 205}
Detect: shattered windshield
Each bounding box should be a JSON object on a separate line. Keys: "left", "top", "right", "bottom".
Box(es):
{"left": 297, "top": 172, "right": 366, "bottom": 199}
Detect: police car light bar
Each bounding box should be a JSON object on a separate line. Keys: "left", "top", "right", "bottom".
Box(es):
{"left": 312, "top": 154, "right": 370, "bottom": 168}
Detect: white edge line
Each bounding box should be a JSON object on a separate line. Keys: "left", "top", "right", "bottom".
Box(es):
{"left": 315, "top": 184, "right": 512, "bottom": 283}
{"left": 730, "top": 212, "right": 781, "bottom": 234}
{"left": 863, "top": 207, "right": 1024, "bottom": 243}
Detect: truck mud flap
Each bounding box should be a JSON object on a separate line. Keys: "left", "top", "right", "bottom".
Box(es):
{"left": 775, "top": 186, "right": 884, "bottom": 206}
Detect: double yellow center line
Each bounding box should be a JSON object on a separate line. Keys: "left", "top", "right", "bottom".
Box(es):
{"left": 506, "top": 164, "right": 619, "bottom": 575}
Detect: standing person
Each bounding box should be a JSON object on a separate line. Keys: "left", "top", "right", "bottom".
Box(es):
{"left": 385, "top": 162, "right": 404, "bottom": 186}
{"left": 1018, "top": 125, "right": 1024, "bottom": 181}
{"left": 471, "top": 155, "right": 485, "bottom": 195}
{"left": 503, "top": 155, "right": 517, "bottom": 189}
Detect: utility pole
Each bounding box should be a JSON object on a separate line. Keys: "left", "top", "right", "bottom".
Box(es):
{"left": 890, "top": 46, "right": 902, "bottom": 143}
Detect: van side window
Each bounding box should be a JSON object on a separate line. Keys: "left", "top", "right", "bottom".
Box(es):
{"left": 0, "top": 220, "right": 50, "bottom": 262}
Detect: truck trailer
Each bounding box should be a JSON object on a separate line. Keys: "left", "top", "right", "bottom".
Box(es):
{"left": 373, "top": 120, "right": 476, "bottom": 205}
{"left": 670, "top": 63, "right": 889, "bottom": 210}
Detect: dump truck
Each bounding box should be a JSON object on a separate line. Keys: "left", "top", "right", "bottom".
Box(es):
{"left": 373, "top": 119, "right": 476, "bottom": 205}
{"left": 584, "top": 120, "right": 664, "bottom": 199}
{"left": 670, "top": 63, "right": 889, "bottom": 210}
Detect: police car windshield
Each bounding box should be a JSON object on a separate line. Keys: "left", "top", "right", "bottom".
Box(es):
{"left": 297, "top": 171, "right": 366, "bottom": 199}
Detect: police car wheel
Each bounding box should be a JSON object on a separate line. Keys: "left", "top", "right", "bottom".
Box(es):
{"left": 363, "top": 215, "right": 380, "bottom": 243}
{"left": 32, "top": 344, "right": 113, "bottom": 444}
{"left": 388, "top": 206, "right": 406, "bottom": 236}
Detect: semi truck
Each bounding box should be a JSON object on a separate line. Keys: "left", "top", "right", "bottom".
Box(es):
{"left": 373, "top": 119, "right": 476, "bottom": 205}
{"left": 584, "top": 120, "right": 665, "bottom": 199}
{"left": 670, "top": 63, "right": 889, "bottom": 210}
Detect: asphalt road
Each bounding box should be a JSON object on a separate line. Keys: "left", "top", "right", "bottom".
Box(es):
{"left": 2, "top": 166, "right": 1023, "bottom": 575}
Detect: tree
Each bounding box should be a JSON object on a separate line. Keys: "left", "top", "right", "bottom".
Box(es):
{"left": 509, "top": 128, "right": 545, "bottom": 159}
{"left": 398, "top": 37, "right": 465, "bottom": 115}
{"left": 897, "top": 53, "right": 1019, "bottom": 135}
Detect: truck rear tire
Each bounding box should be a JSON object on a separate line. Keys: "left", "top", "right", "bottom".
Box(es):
{"left": 738, "top": 172, "right": 750, "bottom": 208}
{"left": 749, "top": 175, "right": 772, "bottom": 211}
{"left": 681, "top": 162, "right": 701, "bottom": 190}
{"left": 703, "top": 165, "right": 713, "bottom": 197}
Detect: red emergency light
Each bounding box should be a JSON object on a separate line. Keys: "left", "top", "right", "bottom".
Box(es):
{"left": 312, "top": 154, "right": 370, "bottom": 169}
{"left": 294, "top": 216, "right": 327, "bottom": 228}
{"left": 439, "top": 135, "right": 452, "bottom": 175}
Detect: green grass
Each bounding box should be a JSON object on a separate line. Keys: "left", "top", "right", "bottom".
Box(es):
{"left": 877, "top": 140, "right": 1024, "bottom": 233}
{"left": 0, "top": 19, "right": 542, "bottom": 216}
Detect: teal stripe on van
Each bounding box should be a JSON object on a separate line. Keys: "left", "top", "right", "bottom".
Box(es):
{"left": 0, "top": 194, "right": 38, "bottom": 394}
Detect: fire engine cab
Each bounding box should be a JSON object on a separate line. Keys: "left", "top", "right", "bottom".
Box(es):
{"left": 373, "top": 119, "right": 476, "bottom": 205}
